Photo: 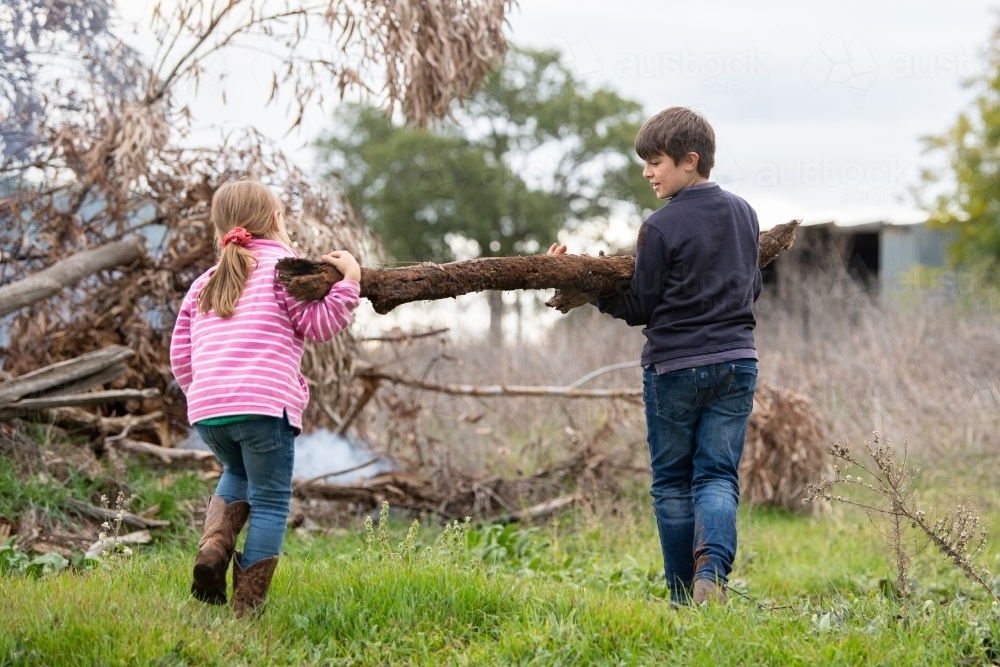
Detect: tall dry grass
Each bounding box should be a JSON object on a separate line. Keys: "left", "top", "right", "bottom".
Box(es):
{"left": 354, "top": 274, "right": 1000, "bottom": 480}
{"left": 757, "top": 273, "right": 1000, "bottom": 458}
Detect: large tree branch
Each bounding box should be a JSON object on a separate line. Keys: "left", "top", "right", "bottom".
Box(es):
{"left": 0, "top": 345, "right": 134, "bottom": 405}
{"left": 276, "top": 220, "right": 800, "bottom": 314}
{"left": 0, "top": 238, "right": 146, "bottom": 317}
{"left": 355, "top": 362, "right": 643, "bottom": 399}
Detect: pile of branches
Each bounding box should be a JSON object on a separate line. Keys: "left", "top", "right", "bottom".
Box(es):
{"left": 741, "top": 383, "right": 830, "bottom": 512}
{"left": 0, "top": 0, "right": 514, "bottom": 440}
{"left": 295, "top": 449, "right": 612, "bottom": 522}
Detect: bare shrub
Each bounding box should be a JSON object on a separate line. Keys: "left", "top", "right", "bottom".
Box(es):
{"left": 806, "top": 434, "right": 997, "bottom": 602}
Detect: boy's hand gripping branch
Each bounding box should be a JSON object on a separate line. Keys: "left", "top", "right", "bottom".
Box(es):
{"left": 276, "top": 220, "right": 801, "bottom": 315}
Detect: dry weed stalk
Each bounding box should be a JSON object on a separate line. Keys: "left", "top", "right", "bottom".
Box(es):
{"left": 806, "top": 433, "right": 998, "bottom": 602}
{"left": 96, "top": 491, "right": 138, "bottom": 562}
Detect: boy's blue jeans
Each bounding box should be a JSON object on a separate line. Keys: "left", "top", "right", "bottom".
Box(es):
{"left": 643, "top": 359, "right": 757, "bottom": 603}
{"left": 195, "top": 415, "right": 296, "bottom": 567}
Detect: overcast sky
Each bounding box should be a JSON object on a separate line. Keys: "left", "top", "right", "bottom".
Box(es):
{"left": 122, "top": 0, "right": 998, "bottom": 232}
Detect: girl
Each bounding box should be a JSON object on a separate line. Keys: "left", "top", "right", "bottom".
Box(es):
{"left": 169, "top": 180, "right": 361, "bottom": 617}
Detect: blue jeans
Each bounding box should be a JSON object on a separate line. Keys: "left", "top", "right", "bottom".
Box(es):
{"left": 643, "top": 360, "right": 757, "bottom": 603}
{"left": 195, "top": 414, "right": 296, "bottom": 566}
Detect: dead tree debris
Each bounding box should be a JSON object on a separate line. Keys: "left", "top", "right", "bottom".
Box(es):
{"left": 294, "top": 451, "right": 611, "bottom": 521}
{"left": 740, "top": 383, "right": 830, "bottom": 513}
{"left": 0, "top": 346, "right": 134, "bottom": 405}
{"left": 0, "top": 346, "right": 161, "bottom": 419}
{"left": 0, "top": 389, "right": 161, "bottom": 420}
{"left": 277, "top": 220, "right": 801, "bottom": 314}
{"left": 112, "top": 438, "right": 215, "bottom": 466}
{"left": 64, "top": 498, "right": 170, "bottom": 531}
{"left": 0, "top": 240, "right": 146, "bottom": 317}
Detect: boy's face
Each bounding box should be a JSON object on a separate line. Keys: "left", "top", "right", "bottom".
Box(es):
{"left": 642, "top": 152, "right": 703, "bottom": 199}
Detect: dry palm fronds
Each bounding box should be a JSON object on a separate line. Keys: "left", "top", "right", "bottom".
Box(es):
{"left": 110, "top": 102, "right": 170, "bottom": 189}
{"left": 740, "top": 381, "right": 831, "bottom": 513}
{"left": 146, "top": 0, "right": 513, "bottom": 128}
{"left": 357, "top": 0, "right": 513, "bottom": 125}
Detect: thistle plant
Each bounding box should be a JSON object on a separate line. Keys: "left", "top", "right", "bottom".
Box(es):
{"left": 806, "top": 434, "right": 997, "bottom": 602}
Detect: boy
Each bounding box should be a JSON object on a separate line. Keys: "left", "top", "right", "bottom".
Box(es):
{"left": 550, "top": 107, "right": 760, "bottom": 605}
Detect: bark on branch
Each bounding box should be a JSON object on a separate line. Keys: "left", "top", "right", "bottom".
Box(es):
{"left": 0, "top": 345, "right": 134, "bottom": 405}
{"left": 0, "top": 389, "right": 160, "bottom": 420}
{"left": 113, "top": 438, "right": 215, "bottom": 465}
{"left": 0, "top": 238, "right": 146, "bottom": 317}
{"left": 276, "top": 220, "right": 800, "bottom": 315}
{"left": 64, "top": 498, "right": 170, "bottom": 530}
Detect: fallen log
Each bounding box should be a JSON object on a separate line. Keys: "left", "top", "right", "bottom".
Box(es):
{"left": 277, "top": 220, "right": 801, "bottom": 314}
{"left": 0, "top": 389, "right": 160, "bottom": 419}
{"left": 354, "top": 362, "right": 643, "bottom": 399}
{"left": 113, "top": 438, "right": 215, "bottom": 465}
{"left": 295, "top": 450, "right": 612, "bottom": 520}
{"left": 64, "top": 498, "right": 170, "bottom": 530}
{"left": 0, "top": 345, "right": 134, "bottom": 405}
{"left": 503, "top": 493, "right": 583, "bottom": 524}
{"left": 85, "top": 529, "right": 152, "bottom": 558}
{"left": 0, "top": 238, "right": 146, "bottom": 317}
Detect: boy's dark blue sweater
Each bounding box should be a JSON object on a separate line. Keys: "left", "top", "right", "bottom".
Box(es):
{"left": 596, "top": 183, "right": 762, "bottom": 368}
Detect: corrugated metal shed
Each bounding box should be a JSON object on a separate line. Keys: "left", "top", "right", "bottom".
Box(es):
{"left": 764, "top": 221, "right": 955, "bottom": 298}
{"left": 879, "top": 223, "right": 954, "bottom": 294}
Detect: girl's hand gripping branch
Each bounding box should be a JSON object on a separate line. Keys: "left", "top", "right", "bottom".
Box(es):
{"left": 321, "top": 250, "right": 362, "bottom": 284}
{"left": 547, "top": 243, "right": 568, "bottom": 255}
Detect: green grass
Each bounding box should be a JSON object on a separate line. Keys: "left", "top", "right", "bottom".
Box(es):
{"left": 4, "top": 498, "right": 1000, "bottom": 666}
{"left": 6, "top": 442, "right": 1000, "bottom": 665}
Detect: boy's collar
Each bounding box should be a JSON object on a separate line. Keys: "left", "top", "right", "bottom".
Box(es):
{"left": 669, "top": 182, "right": 721, "bottom": 201}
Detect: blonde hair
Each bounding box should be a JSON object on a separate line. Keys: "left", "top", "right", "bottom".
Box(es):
{"left": 198, "top": 180, "right": 292, "bottom": 318}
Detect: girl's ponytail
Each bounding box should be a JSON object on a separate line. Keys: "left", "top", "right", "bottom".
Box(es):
{"left": 197, "top": 180, "right": 287, "bottom": 318}
{"left": 198, "top": 242, "right": 256, "bottom": 318}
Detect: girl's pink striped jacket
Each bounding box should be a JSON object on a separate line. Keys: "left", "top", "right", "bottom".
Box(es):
{"left": 170, "top": 239, "right": 360, "bottom": 431}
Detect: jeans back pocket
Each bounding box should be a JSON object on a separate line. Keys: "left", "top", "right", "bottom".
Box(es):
{"left": 721, "top": 362, "right": 758, "bottom": 414}
{"left": 652, "top": 370, "right": 699, "bottom": 423}
{"left": 238, "top": 416, "right": 294, "bottom": 455}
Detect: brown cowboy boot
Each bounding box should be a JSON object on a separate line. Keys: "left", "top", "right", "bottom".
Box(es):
{"left": 692, "top": 577, "right": 728, "bottom": 605}
{"left": 231, "top": 552, "right": 279, "bottom": 618}
{"left": 191, "top": 495, "right": 250, "bottom": 605}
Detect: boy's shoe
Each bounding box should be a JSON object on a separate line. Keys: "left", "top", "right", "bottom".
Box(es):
{"left": 692, "top": 578, "right": 727, "bottom": 605}
{"left": 191, "top": 495, "right": 250, "bottom": 605}
{"left": 231, "top": 552, "right": 279, "bottom": 618}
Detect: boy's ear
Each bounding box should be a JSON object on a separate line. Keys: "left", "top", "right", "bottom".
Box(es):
{"left": 684, "top": 151, "right": 700, "bottom": 172}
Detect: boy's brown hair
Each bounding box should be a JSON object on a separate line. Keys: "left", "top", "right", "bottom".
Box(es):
{"left": 635, "top": 107, "right": 715, "bottom": 178}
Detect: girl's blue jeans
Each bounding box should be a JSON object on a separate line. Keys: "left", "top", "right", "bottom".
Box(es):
{"left": 195, "top": 414, "right": 296, "bottom": 567}
{"left": 643, "top": 360, "right": 758, "bottom": 604}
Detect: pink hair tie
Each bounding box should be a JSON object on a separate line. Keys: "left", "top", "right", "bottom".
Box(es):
{"left": 221, "top": 227, "right": 252, "bottom": 248}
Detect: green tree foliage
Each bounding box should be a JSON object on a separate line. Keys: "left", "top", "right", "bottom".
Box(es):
{"left": 922, "top": 25, "right": 1000, "bottom": 264}
{"left": 315, "top": 47, "right": 658, "bottom": 266}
